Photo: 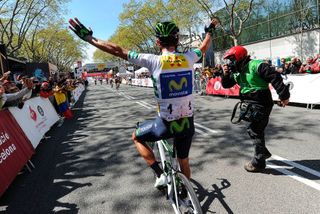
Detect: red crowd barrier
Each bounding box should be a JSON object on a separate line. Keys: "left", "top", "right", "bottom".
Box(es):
{"left": 0, "top": 110, "right": 35, "bottom": 196}
{"left": 206, "top": 77, "right": 240, "bottom": 96}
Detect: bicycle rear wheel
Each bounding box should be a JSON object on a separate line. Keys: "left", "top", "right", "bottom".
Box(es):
{"left": 176, "top": 172, "right": 202, "bottom": 214}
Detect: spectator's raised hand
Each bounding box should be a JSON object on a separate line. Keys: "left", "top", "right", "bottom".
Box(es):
{"left": 69, "top": 18, "right": 93, "bottom": 42}
{"left": 0, "top": 71, "right": 10, "bottom": 82}
{"left": 3, "top": 71, "right": 10, "bottom": 78}
{"left": 23, "top": 78, "right": 34, "bottom": 89}
{"left": 0, "top": 85, "right": 4, "bottom": 96}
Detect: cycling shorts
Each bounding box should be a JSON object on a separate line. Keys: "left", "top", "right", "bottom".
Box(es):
{"left": 135, "top": 116, "right": 195, "bottom": 159}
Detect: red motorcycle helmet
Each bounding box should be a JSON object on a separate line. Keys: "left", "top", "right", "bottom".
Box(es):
{"left": 223, "top": 46, "right": 248, "bottom": 62}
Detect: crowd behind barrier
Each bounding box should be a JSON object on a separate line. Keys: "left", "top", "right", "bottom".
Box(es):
{"left": 0, "top": 73, "right": 85, "bottom": 196}
{"left": 129, "top": 53, "right": 320, "bottom": 106}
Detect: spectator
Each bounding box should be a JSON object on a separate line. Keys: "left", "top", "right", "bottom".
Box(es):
{"left": 0, "top": 78, "right": 34, "bottom": 110}
{"left": 65, "top": 79, "right": 76, "bottom": 104}
{"left": 53, "top": 83, "right": 73, "bottom": 119}
{"left": 288, "top": 57, "right": 302, "bottom": 74}
{"left": 128, "top": 76, "right": 132, "bottom": 86}
{"left": 0, "top": 71, "right": 11, "bottom": 83}
{"left": 213, "top": 64, "right": 223, "bottom": 77}
{"left": 299, "top": 54, "right": 320, "bottom": 74}
{"left": 48, "top": 76, "right": 55, "bottom": 89}
{"left": 39, "top": 81, "right": 53, "bottom": 98}
{"left": 30, "top": 77, "right": 41, "bottom": 97}
{"left": 277, "top": 58, "right": 291, "bottom": 74}
{"left": 3, "top": 80, "right": 20, "bottom": 93}
{"left": 194, "top": 68, "right": 201, "bottom": 93}
{"left": 15, "top": 75, "right": 25, "bottom": 90}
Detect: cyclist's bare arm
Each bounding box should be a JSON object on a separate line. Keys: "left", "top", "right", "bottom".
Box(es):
{"left": 69, "top": 18, "right": 128, "bottom": 60}
{"left": 199, "top": 18, "right": 220, "bottom": 54}
{"left": 87, "top": 36, "right": 128, "bottom": 60}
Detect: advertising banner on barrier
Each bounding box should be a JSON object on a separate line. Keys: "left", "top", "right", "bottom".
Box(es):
{"left": 271, "top": 74, "right": 320, "bottom": 104}
{"left": 9, "top": 97, "right": 59, "bottom": 148}
{"left": 0, "top": 110, "right": 34, "bottom": 196}
{"left": 132, "top": 78, "right": 153, "bottom": 87}
{"left": 206, "top": 77, "right": 240, "bottom": 96}
{"left": 206, "top": 74, "right": 320, "bottom": 105}
{"left": 72, "top": 84, "right": 85, "bottom": 104}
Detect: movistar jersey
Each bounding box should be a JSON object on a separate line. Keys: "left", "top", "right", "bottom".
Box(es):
{"left": 128, "top": 49, "right": 202, "bottom": 121}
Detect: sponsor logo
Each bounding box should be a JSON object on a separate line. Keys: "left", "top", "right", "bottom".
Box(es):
{"left": 214, "top": 81, "right": 221, "bottom": 90}
{"left": 0, "top": 132, "right": 9, "bottom": 146}
{"left": 169, "top": 77, "right": 188, "bottom": 92}
{"left": 160, "top": 71, "right": 192, "bottom": 99}
{"left": 0, "top": 144, "right": 16, "bottom": 164}
{"left": 286, "top": 81, "right": 294, "bottom": 90}
{"left": 37, "top": 105, "right": 44, "bottom": 116}
{"left": 29, "top": 106, "right": 37, "bottom": 121}
{"left": 170, "top": 118, "right": 190, "bottom": 134}
{"left": 161, "top": 55, "right": 189, "bottom": 70}
{"left": 136, "top": 123, "right": 153, "bottom": 136}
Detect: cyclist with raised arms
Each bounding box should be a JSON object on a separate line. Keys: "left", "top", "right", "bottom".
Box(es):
{"left": 69, "top": 17, "right": 219, "bottom": 188}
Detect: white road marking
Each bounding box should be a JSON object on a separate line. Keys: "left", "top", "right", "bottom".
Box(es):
{"left": 195, "top": 128, "right": 208, "bottom": 136}
{"left": 194, "top": 122, "right": 221, "bottom": 134}
{"left": 140, "top": 100, "right": 153, "bottom": 108}
{"left": 135, "top": 101, "right": 152, "bottom": 109}
{"left": 126, "top": 94, "right": 135, "bottom": 100}
{"left": 270, "top": 155, "right": 320, "bottom": 178}
{"left": 267, "top": 163, "right": 320, "bottom": 192}
{"left": 118, "top": 92, "right": 135, "bottom": 100}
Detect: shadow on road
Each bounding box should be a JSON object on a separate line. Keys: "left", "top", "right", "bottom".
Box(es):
{"left": 191, "top": 178, "right": 233, "bottom": 214}
{"left": 0, "top": 89, "right": 105, "bottom": 213}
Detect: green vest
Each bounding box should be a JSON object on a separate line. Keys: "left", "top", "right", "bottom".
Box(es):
{"left": 233, "top": 60, "right": 269, "bottom": 94}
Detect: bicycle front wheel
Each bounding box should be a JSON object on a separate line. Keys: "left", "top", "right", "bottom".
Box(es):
{"left": 176, "top": 172, "right": 203, "bottom": 214}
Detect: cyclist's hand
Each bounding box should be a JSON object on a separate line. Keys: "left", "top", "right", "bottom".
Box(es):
{"left": 204, "top": 17, "right": 220, "bottom": 34}
{"left": 278, "top": 99, "right": 289, "bottom": 107}
{"left": 69, "top": 18, "right": 93, "bottom": 41}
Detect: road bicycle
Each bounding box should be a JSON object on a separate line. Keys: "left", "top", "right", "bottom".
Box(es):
{"left": 152, "top": 139, "right": 203, "bottom": 214}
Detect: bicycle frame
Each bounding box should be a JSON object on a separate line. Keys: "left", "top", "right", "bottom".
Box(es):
{"left": 155, "top": 140, "right": 181, "bottom": 213}
{"left": 153, "top": 139, "right": 203, "bottom": 214}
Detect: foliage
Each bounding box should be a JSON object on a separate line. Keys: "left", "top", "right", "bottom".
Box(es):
{"left": 20, "top": 22, "right": 84, "bottom": 73}
{"left": 0, "top": 0, "right": 69, "bottom": 56}
{"left": 0, "top": 0, "right": 84, "bottom": 73}
{"left": 93, "top": 0, "right": 213, "bottom": 62}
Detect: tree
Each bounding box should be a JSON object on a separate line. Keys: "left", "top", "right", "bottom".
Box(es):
{"left": 0, "top": 0, "right": 68, "bottom": 56}
{"left": 93, "top": 0, "right": 214, "bottom": 61}
{"left": 196, "top": 0, "right": 255, "bottom": 46}
{"left": 21, "top": 24, "right": 84, "bottom": 73}
{"left": 167, "top": 0, "right": 213, "bottom": 51}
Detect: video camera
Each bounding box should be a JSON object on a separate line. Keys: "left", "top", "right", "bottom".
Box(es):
{"left": 226, "top": 60, "right": 238, "bottom": 74}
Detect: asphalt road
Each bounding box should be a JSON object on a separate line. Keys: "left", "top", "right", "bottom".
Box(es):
{"left": 1, "top": 83, "right": 320, "bottom": 214}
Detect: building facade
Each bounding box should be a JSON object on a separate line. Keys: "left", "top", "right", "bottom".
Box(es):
{"left": 212, "top": 0, "right": 320, "bottom": 64}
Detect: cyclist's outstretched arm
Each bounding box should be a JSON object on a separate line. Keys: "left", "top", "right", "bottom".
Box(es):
{"left": 69, "top": 18, "right": 128, "bottom": 60}
{"left": 199, "top": 18, "right": 220, "bottom": 55}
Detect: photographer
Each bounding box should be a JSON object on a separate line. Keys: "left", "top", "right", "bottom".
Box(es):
{"left": 221, "top": 46, "right": 290, "bottom": 173}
